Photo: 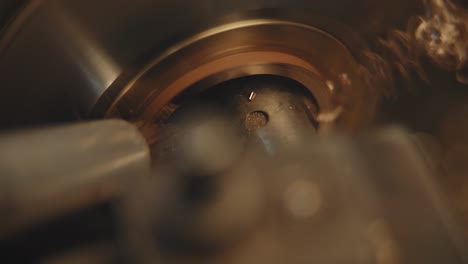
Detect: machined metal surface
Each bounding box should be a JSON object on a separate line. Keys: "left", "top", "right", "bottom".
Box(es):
{"left": 0, "top": 0, "right": 422, "bottom": 129}
{"left": 2, "top": 0, "right": 468, "bottom": 262}
{"left": 101, "top": 18, "right": 373, "bottom": 139}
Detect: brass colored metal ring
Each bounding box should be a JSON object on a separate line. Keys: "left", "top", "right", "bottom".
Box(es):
{"left": 98, "top": 19, "right": 373, "bottom": 137}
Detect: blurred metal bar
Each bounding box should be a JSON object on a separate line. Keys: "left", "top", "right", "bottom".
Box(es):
{"left": 123, "top": 126, "right": 467, "bottom": 264}
{"left": 0, "top": 119, "right": 150, "bottom": 237}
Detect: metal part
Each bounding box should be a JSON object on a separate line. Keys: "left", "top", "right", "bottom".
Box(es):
{"left": 0, "top": 0, "right": 422, "bottom": 129}
{"left": 150, "top": 75, "right": 319, "bottom": 156}
{"left": 1, "top": 1, "right": 468, "bottom": 262}
{"left": 122, "top": 127, "right": 467, "bottom": 264}
{"left": 99, "top": 18, "right": 377, "bottom": 141}
{"left": 0, "top": 119, "right": 151, "bottom": 237}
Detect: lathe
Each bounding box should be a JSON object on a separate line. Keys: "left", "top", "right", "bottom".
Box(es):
{"left": 0, "top": 0, "right": 468, "bottom": 263}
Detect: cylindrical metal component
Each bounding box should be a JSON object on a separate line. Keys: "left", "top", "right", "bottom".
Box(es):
{"left": 151, "top": 75, "right": 319, "bottom": 155}
{"left": 0, "top": 119, "right": 151, "bottom": 237}
{"left": 0, "top": 0, "right": 421, "bottom": 129}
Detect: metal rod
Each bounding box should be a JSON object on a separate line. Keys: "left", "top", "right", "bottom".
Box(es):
{"left": 0, "top": 119, "right": 150, "bottom": 237}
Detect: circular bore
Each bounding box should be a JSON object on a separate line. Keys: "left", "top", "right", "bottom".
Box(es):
{"left": 245, "top": 111, "right": 269, "bottom": 130}
{"left": 96, "top": 18, "right": 375, "bottom": 140}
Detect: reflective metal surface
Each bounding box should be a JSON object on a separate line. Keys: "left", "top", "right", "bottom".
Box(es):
{"left": 2, "top": 0, "right": 468, "bottom": 263}
{"left": 0, "top": 0, "right": 421, "bottom": 129}
{"left": 0, "top": 119, "right": 150, "bottom": 237}
{"left": 104, "top": 18, "right": 373, "bottom": 142}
